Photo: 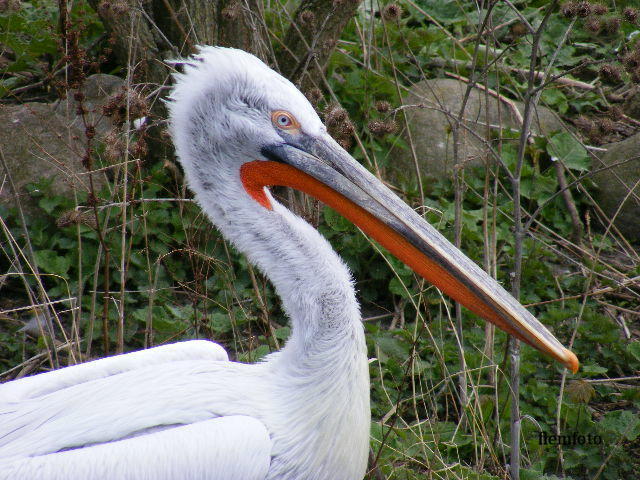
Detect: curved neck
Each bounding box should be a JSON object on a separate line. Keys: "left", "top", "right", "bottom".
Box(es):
{"left": 193, "top": 175, "right": 363, "bottom": 362}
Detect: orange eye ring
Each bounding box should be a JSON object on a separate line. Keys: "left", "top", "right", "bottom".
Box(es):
{"left": 271, "top": 110, "right": 300, "bottom": 131}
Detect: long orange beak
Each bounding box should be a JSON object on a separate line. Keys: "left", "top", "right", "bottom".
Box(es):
{"left": 240, "top": 135, "right": 578, "bottom": 373}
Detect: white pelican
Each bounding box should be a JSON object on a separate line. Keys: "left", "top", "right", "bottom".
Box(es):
{"left": 0, "top": 47, "right": 578, "bottom": 480}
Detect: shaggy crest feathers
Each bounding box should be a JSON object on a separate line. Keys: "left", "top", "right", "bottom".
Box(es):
{"left": 167, "top": 47, "right": 323, "bottom": 143}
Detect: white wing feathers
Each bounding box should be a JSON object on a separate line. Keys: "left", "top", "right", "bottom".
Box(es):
{"left": 0, "top": 416, "right": 271, "bottom": 480}
{"left": 0, "top": 340, "right": 228, "bottom": 403}
{"left": 0, "top": 341, "right": 272, "bottom": 479}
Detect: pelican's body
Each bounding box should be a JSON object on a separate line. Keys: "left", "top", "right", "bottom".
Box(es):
{"left": 0, "top": 48, "right": 577, "bottom": 479}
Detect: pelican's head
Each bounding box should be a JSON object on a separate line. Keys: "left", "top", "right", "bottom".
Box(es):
{"left": 168, "top": 47, "right": 324, "bottom": 184}
{"left": 168, "top": 46, "right": 579, "bottom": 373}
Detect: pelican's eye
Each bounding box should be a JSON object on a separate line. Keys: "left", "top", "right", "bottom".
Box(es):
{"left": 271, "top": 111, "right": 300, "bottom": 131}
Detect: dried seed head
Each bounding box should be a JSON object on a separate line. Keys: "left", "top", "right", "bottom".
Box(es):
{"left": 57, "top": 210, "right": 97, "bottom": 230}
{"left": 368, "top": 119, "right": 397, "bottom": 137}
{"left": 381, "top": 3, "right": 402, "bottom": 22}
{"left": 608, "top": 105, "right": 623, "bottom": 121}
{"left": 374, "top": 100, "right": 391, "bottom": 113}
{"left": 102, "top": 88, "right": 149, "bottom": 126}
{"left": 0, "top": 0, "right": 21, "bottom": 13}
{"left": 221, "top": 2, "right": 239, "bottom": 20}
{"left": 81, "top": 153, "right": 92, "bottom": 170}
{"left": 56, "top": 210, "right": 81, "bottom": 228}
{"left": 587, "top": 128, "right": 603, "bottom": 144}
{"left": 383, "top": 119, "right": 397, "bottom": 134}
{"left": 598, "top": 64, "right": 622, "bottom": 83}
{"left": 340, "top": 121, "right": 355, "bottom": 137}
{"left": 623, "top": 7, "right": 639, "bottom": 24}
{"left": 622, "top": 51, "right": 640, "bottom": 72}
{"left": 305, "top": 87, "right": 323, "bottom": 105}
{"left": 576, "top": 1, "right": 592, "bottom": 18}
{"left": 111, "top": 1, "right": 128, "bottom": 15}
{"left": 574, "top": 115, "right": 594, "bottom": 133}
{"left": 585, "top": 16, "right": 601, "bottom": 33}
{"left": 299, "top": 10, "right": 315, "bottom": 26}
{"left": 129, "top": 91, "right": 149, "bottom": 119}
{"left": 596, "top": 117, "right": 615, "bottom": 134}
{"left": 561, "top": 2, "right": 579, "bottom": 18}
{"left": 325, "top": 105, "right": 348, "bottom": 128}
{"left": 338, "top": 138, "right": 352, "bottom": 150}
{"left": 103, "top": 92, "right": 124, "bottom": 118}
{"left": 368, "top": 120, "right": 387, "bottom": 137}
{"left": 603, "top": 16, "right": 621, "bottom": 34}
{"left": 132, "top": 138, "right": 148, "bottom": 159}
{"left": 104, "top": 129, "right": 126, "bottom": 163}
{"left": 80, "top": 212, "right": 98, "bottom": 230}
{"left": 591, "top": 3, "right": 607, "bottom": 15}
{"left": 85, "top": 125, "right": 96, "bottom": 139}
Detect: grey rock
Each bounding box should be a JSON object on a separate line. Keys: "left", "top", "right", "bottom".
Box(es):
{"left": 593, "top": 132, "right": 640, "bottom": 241}
{"left": 623, "top": 87, "right": 640, "bottom": 121}
{"left": 0, "top": 74, "right": 124, "bottom": 210}
{"left": 53, "top": 73, "right": 125, "bottom": 136}
{"left": 395, "top": 78, "right": 565, "bottom": 181}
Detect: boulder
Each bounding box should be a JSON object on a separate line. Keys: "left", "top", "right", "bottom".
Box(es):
{"left": 0, "top": 74, "right": 123, "bottom": 210}
{"left": 593, "top": 133, "right": 640, "bottom": 241}
{"left": 623, "top": 87, "right": 640, "bottom": 120}
{"left": 395, "top": 78, "right": 565, "bottom": 181}
{"left": 53, "top": 73, "right": 125, "bottom": 137}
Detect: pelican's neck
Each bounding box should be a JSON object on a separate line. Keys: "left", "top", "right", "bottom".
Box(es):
{"left": 193, "top": 173, "right": 365, "bottom": 365}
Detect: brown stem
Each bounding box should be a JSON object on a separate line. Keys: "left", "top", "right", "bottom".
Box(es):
{"left": 554, "top": 161, "right": 584, "bottom": 244}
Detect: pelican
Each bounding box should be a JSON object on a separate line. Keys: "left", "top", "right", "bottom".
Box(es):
{"left": 0, "top": 47, "right": 578, "bottom": 480}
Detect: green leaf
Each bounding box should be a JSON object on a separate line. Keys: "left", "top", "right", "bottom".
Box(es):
{"left": 209, "top": 312, "right": 232, "bottom": 334}
{"left": 34, "top": 249, "right": 71, "bottom": 274}
{"left": 375, "top": 334, "right": 409, "bottom": 359}
{"left": 274, "top": 326, "right": 290, "bottom": 340}
{"left": 323, "top": 206, "right": 352, "bottom": 232}
{"left": 628, "top": 342, "right": 640, "bottom": 362}
{"left": 542, "top": 89, "right": 568, "bottom": 114}
{"left": 521, "top": 173, "right": 557, "bottom": 202}
{"left": 580, "top": 364, "right": 607, "bottom": 376}
{"left": 599, "top": 410, "right": 640, "bottom": 441}
{"left": 388, "top": 277, "right": 410, "bottom": 298}
{"left": 547, "top": 132, "right": 590, "bottom": 171}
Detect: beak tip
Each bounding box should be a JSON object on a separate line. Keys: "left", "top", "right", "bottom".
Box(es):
{"left": 563, "top": 348, "right": 579, "bottom": 374}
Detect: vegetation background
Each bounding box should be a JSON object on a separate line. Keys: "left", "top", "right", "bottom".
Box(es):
{"left": 1, "top": 0, "right": 639, "bottom": 478}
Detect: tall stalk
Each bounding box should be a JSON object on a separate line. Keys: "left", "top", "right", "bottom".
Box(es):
{"left": 506, "top": 2, "right": 559, "bottom": 477}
